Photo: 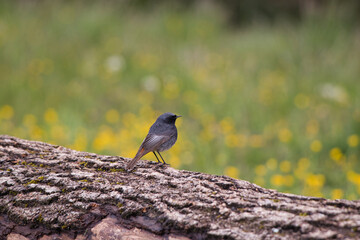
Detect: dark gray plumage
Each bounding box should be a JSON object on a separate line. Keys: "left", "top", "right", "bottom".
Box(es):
{"left": 126, "top": 112, "right": 181, "bottom": 170}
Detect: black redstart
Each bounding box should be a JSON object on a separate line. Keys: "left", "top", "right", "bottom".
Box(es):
{"left": 126, "top": 112, "right": 181, "bottom": 170}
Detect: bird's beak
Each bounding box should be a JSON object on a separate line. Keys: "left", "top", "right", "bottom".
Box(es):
{"left": 176, "top": 115, "right": 182, "bottom": 118}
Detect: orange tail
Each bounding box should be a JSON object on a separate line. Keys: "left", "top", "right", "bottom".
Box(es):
{"left": 126, "top": 148, "right": 145, "bottom": 170}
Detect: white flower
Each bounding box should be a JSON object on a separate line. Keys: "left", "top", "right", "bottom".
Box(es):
{"left": 105, "top": 55, "right": 125, "bottom": 73}
{"left": 142, "top": 75, "right": 160, "bottom": 92}
{"left": 319, "top": 83, "right": 348, "bottom": 104}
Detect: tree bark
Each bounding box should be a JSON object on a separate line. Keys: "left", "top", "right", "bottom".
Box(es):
{"left": 0, "top": 135, "right": 359, "bottom": 240}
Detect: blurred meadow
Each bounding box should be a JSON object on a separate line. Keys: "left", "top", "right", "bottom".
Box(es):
{"left": 1, "top": 1, "right": 360, "bottom": 199}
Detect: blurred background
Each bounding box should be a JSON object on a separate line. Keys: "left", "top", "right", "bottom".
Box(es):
{"left": 1, "top": 0, "right": 359, "bottom": 199}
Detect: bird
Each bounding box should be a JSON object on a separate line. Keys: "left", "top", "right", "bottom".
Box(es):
{"left": 126, "top": 112, "right": 181, "bottom": 170}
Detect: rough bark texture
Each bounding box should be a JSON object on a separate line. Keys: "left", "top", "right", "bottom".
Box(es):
{"left": 0, "top": 135, "right": 359, "bottom": 240}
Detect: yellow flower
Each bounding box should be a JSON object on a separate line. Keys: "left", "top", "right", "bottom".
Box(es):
{"left": 192, "top": 67, "right": 208, "bottom": 83}
{"left": 283, "top": 175, "right": 295, "bottom": 187}
{"left": 271, "top": 174, "right": 284, "bottom": 186}
{"left": 279, "top": 160, "right": 291, "bottom": 173}
{"left": 181, "top": 151, "right": 194, "bottom": 165}
{"left": 44, "top": 108, "right": 58, "bottom": 124}
{"left": 0, "top": 105, "right": 14, "bottom": 120}
{"left": 347, "top": 134, "right": 359, "bottom": 147}
{"left": 305, "top": 174, "right": 325, "bottom": 188}
{"left": 302, "top": 189, "right": 323, "bottom": 198}
{"left": 169, "top": 155, "right": 181, "bottom": 169}
{"left": 224, "top": 166, "right": 239, "bottom": 179}
{"left": 72, "top": 131, "right": 88, "bottom": 151}
{"left": 163, "top": 81, "right": 180, "bottom": 100}
{"left": 347, "top": 171, "right": 360, "bottom": 185}
{"left": 331, "top": 189, "right": 343, "bottom": 199}
{"left": 105, "top": 109, "right": 120, "bottom": 123}
{"left": 249, "top": 135, "right": 264, "bottom": 148}
{"left": 347, "top": 193, "right": 357, "bottom": 201}
{"left": 92, "top": 126, "right": 116, "bottom": 151}
{"left": 310, "top": 140, "right": 322, "bottom": 152}
{"left": 189, "top": 104, "right": 203, "bottom": 119}
{"left": 122, "top": 112, "right": 136, "bottom": 128}
{"left": 278, "top": 128, "right": 292, "bottom": 143}
{"left": 294, "top": 168, "right": 305, "bottom": 179}
{"left": 140, "top": 105, "right": 155, "bottom": 119}
{"left": 225, "top": 134, "right": 238, "bottom": 148}
{"left": 50, "top": 125, "right": 67, "bottom": 141}
{"left": 329, "top": 148, "right": 343, "bottom": 163}
{"left": 225, "top": 134, "right": 247, "bottom": 148}
{"left": 306, "top": 119, "right": 319, "bottom": 137}
{"left": 258, "top": 88, "right": 273, "bottom": 105}
{"left": 23, "top": 114, "right": 37, "bottom": 128}
{"left": 200, "top": 125, "right": 215, "bottom": 141}
{"left": 31, "top": 126, "right": 43, "bottom": 140}
{"left": 254, "top": 177, "right": 265, "bottom": 187}
{"left": 237, "top": 134, "right": 247, "bottom": 148}
{"left": 255, "top": 165, "right": 267, "bottom": 176}
{"left": 183, "top": 90, "right": 198, "bottom": 105}
{"left": 266, "top": 158, "right": 277, "bottom": 170}
{"left": 136, "top": 53, "right": 159, "bottom": 71}
{"left": 298, "top": 158, "right": 310, "bottom": 169}
{"left": 220, "top": 118, "right": 234, "bottom": 135}
{"left": 200, "top": 128, "right": 213, "bottom": 141}
{"left": 295, "top": 158, "right": 310, "bottom": 179}
{"left": 294, "top": 93, "right": 310, "bottom": 109}
{"left": 126, "top": 148, "right": 138, "bottom": 159}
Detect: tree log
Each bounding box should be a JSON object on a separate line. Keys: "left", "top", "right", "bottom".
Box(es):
{"left": 0, "top": 135, "right": 359, "bottom": 240}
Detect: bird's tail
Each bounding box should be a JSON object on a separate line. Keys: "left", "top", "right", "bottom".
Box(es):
{"left": 126, "top": 148, "right": 145, "bottom": 170}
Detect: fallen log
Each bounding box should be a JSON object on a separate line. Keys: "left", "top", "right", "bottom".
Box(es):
{"left": 0, "top": 135, "right": 359, "bottom": 240}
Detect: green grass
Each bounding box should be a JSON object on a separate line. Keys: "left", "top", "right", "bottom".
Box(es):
{"left": 1, "top": 1, "right": 359, "bottom": 199}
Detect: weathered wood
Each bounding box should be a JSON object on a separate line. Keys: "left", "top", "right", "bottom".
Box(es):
{"left": 0, "top": 135, "right": 359, "bottom": 240}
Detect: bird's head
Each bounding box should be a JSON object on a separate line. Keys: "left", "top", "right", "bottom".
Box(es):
{"left": 158, "top": 112, "right": 181, "bottom": 124}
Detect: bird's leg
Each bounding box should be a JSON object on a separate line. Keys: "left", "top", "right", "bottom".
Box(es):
{"left": 157, "top": 151, "right": 169, "bottom": 165}
{"left": 152, "top": 151, "right": 162, "bottom": 163}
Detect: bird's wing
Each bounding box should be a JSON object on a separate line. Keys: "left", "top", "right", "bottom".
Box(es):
{"left": 140, "top": 133, "right": 170, "bottom": 151}
{"left": 127, "top": 132, "right": 175, "bottom": 170}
